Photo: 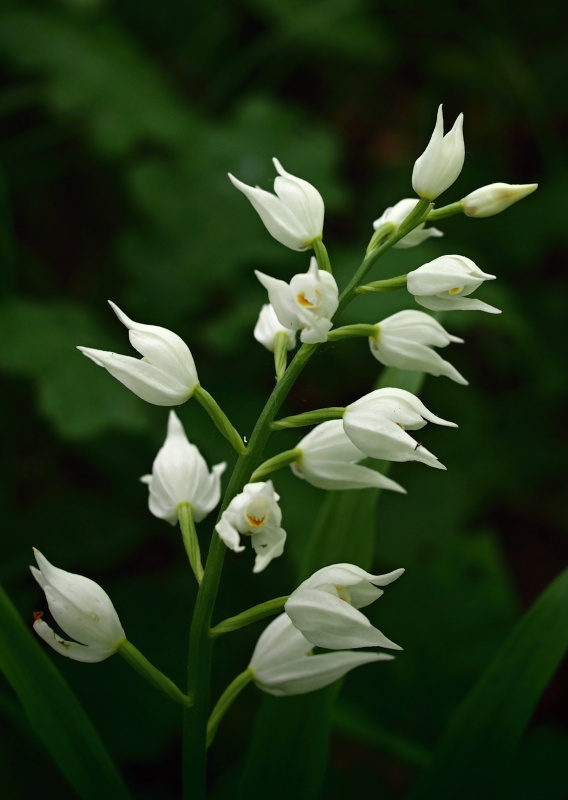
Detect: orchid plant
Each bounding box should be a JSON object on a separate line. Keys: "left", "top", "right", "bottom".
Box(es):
{"left": 24, "top": 105, "right": 538, "bottom": 799}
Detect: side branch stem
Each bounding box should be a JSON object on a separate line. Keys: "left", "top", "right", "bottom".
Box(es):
{"left": 206, "top": 669, "right": 253, "bottom": 748}
{"left": 336, "top": 197, "right": 431, "bottom": 315}
{"left": 210, "top": 596, "right": 290, "bottom": 637}
{"left": 312, "top": 237, "right": 332, "bottom": 273}
{"left": 178, "top": 503, "right": 204, "bottom": 583}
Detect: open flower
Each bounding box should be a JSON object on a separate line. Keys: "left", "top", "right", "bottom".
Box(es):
{"left": 343, "top": 388, "right": 457, "bottom": 470}
{"left": 406, "top": 255, "right": 501, "bottom": 314}
{"left": 462, "top": 182, "right": 538, "bottom": 218}
{"left": 216, "top": 481, "right": 286, "bottom": 573}
{"left": 254, "top": 304, "right": 297, "bottom": 352}
{"left": 285, "top": 564, "right": 404, "bottom": 650}
{"left": 140, "top": 411, "right": 226, "bottom": 525}
{"left": 369, "top": 310, "right": 467, "bottom": 385}
{"left": 31, "top": 549, "right": 125, "bottom": 663}
{"left": 291, "top": 420, "right": 405, "bottom": 493}
{"left": 412, "top": 105, "right": 465, "bottom": 200}
{"left": 373, "top": 198, "right": 443, "bottom": 249}
{"left": 249, "top": 613, "right": 393, "bottom": 697}
{"left": 255, "top": 258, "right": 338, "bottom": 344}
{"left": 228, "top": 158, "right": 324, "bottom": 251}
{"left": 78, "top": 302, "right": 199, "bottom": 405}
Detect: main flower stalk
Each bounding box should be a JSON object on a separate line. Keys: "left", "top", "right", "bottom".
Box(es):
{"left": 182, "top": 204, "right": 431, "bottom": 798}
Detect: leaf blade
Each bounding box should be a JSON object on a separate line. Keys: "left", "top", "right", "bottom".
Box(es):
{"left": 408, "top": 567, "right": 568, "bottom": 800}
{"left": 0, "top": 583, "right": 131, "bottom": 800}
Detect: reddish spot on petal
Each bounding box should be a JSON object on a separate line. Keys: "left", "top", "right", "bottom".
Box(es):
{"left": 33, "top": 611, "right": 43, "bottom": 622}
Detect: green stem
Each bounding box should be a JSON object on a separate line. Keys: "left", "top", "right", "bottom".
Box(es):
{"left": 327, "top": 323, "right": 379, "bottom": 341}
{"left": 427, "top": 200, "right": 463, "bottom": 220}
{"left": 336, "top": 197, "right": 431, "bottom": 315}
{"left": 182, "top": 196, "right": 438, "bottom": 796}
{"left": 183, "top": 342, "right": 318, "bottom": 799}
{"left": 366, "top": 222, "right": 396, "bottom": 255}
{"left": 178, "top": 503, "right": 204, "bottom": 583}
{"left": 194, "top": 385, "right": 247, "bottom": 455}
{"left": 271, "top": 407, "right": 344, "bottom": 430}
{"left": 250, "top": 448, "right": 302, "bottom": 482}
{"left": 206, "top": 669, "right": 253, "bottom": 748}
{"left": 273, "top": 332, "right": 289, "bottom": 382}
{"left": 210, "top": 596, "right": 290, "bottom": 637}
{"left": 356, "top": 275, "right": 408, "bottom": 294}
{"left": 311, "top": 237, "right": 332, "bottom": 273}
{"left": 118, "top": 641, "right": 191, "bottom": 707}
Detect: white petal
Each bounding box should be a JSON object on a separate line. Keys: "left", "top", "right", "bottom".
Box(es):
{"left": 255, "top": 271, "right": 300, "bottom": 331}
{"left": 216, "top": 516, "right": 245, "bottom": 553}
{"left": 255, "top": 649, "right": 392, "bottom": 697}
{"left": 77, "top": 348, "right": 192, "bottom": 406}
{"left": 33, "top": 618, "right": 116, "bottom": 663}
{"left": 252, "top": 526, "right": 287, "bottom": 573}
{"left": 286, "top": 589, "right": 401, "bottom": 650}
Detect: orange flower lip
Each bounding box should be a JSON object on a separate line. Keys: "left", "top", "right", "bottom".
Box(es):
{"left": 246, "top": 513, "right": 267, "bottom": 528}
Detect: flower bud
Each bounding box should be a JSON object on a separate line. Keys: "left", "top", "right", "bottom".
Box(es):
{"left": 406, "top": 255, "right": 501, "bottom": 314}
{"left": 140, "top": 411, "right": 226, "bottom": 525}
{"left": 250, "top": 613, "right": 393, "bottom": 697}
{"left": 343, "top": 388, "right": 457, "bottom": 470}
{"left": 285, "top": 563, "right": 404, "bottom": 650}
{"left": 78, "top": 302, "right": 199, "bottom": 406}
{"left": 228, "top": 158, "right": 324, "bottom": 251}
{"left": 256, "top": 257, "right": 339, "bottom": 344}
{"left": 291, "top": 420, "right": 405, "bottom": 493}
{"left": 373, "top": 198, "right": 443, "bottom": 249}
{"left": 31, "top": 549, "right": 125, "bottom": 663}
{"left": 216, "top": 481, "right": 286, "bottom": 573}
{"left": 462, "top": 182, "right": 538, "bottom": 218}
{"left": 412, "top": 105, "right": 465, "bottom": 200}
{"left": 369, "top": 310, "right": 467, "bottom": 384}
{"left": 254, "top": 304, "right": 297, "bottom": 352}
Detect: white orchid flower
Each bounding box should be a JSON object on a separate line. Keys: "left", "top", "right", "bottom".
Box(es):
{"left": 140, "top": 411, "right": 226, "bottom": 525}
{"left": 215, "top": 481, "right": 286, "bottom": 573}
{"left": 285, "top": 563, "right": 404, "bottom": 650}
{"left": 412, "top": 105, "right": 465, "bottom": 200}
{"left": 407, "top": 255, "right": 501, "bottom": 314}
{"left": 343, "top": 387, "right": 457, "bottom": 470}
{"left": 253, "top": 304, "right": 297, "bottom": 352}
{"left": 78, "top": 302, "right": 199, "bottom": 406}
{"left": 255, "top": 257, "right": 338, "bottom": 344}
{"left": 31, "top": 549, "right": 125, "bottom": 663}
{"left": 228, "top": 158, "right": 324, "bottom": 251}
{"left": 369, "top": 310, "right": 467, "bottom": 385}
{"left": 249, "top": 613, "right": 393, "bottom": 697}
{"left": 373, "top": 198, "right": 444, "bottom": 248}
{"left": 462, "top": 182, "right": 538, "bottom": 218}
{"left": 291, "top": 420, "right": 405, "bottom": 493}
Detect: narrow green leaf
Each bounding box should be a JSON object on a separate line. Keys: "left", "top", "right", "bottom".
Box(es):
{"left": 0, "top": 583, "right": 131, "bottom": 800}
{"left": 239, "top": 366, "right": 426, "bottom": 799}
{"left": 408, "top": 567, "right": 568, "bottom": 800}
{"left": 237, "top": 684, "right": 340, "bottom": 800}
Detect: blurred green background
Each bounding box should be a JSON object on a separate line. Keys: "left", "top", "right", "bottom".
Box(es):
{"left": 0, "top": 0, "right": 566, "bottom": 797}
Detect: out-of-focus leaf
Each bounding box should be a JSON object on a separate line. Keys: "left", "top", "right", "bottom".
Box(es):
{"left": 0, "top": 298, "right": 149, "bottom": 438}
{"left": 237, "top": 683, "right": 340, "bottom": 800}
{"left": 0, "top": 9, "right": 196, "bottom": 155}
{"left": 238, "top": 367, "right": 425, "bottom": 799}
{"left": 0, "top": 582, "right": 130, "bottom": 800}
{"left": 122, "top": 95, "right": 345, "bottom": 322}
{"left": 407, "top": 567, "right": 568, "bottom": 800}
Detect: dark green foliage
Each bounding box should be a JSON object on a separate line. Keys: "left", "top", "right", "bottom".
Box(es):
{"left": 0, "top": 0, "right": 566, "bottom": 797}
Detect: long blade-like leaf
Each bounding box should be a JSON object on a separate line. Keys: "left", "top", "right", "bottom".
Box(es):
{"left": 0, "top": 583, "right": 131, "bottom": 800}
{"left": 408, "top": 567, "right": 568, "bottom": 800}
{"left": 239, "top": 367, "right": 425, "bottom": 799}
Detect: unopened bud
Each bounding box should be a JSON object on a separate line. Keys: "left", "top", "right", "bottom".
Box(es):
{"left": 462, "top": 182, "right": 537, "bottom": 218}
